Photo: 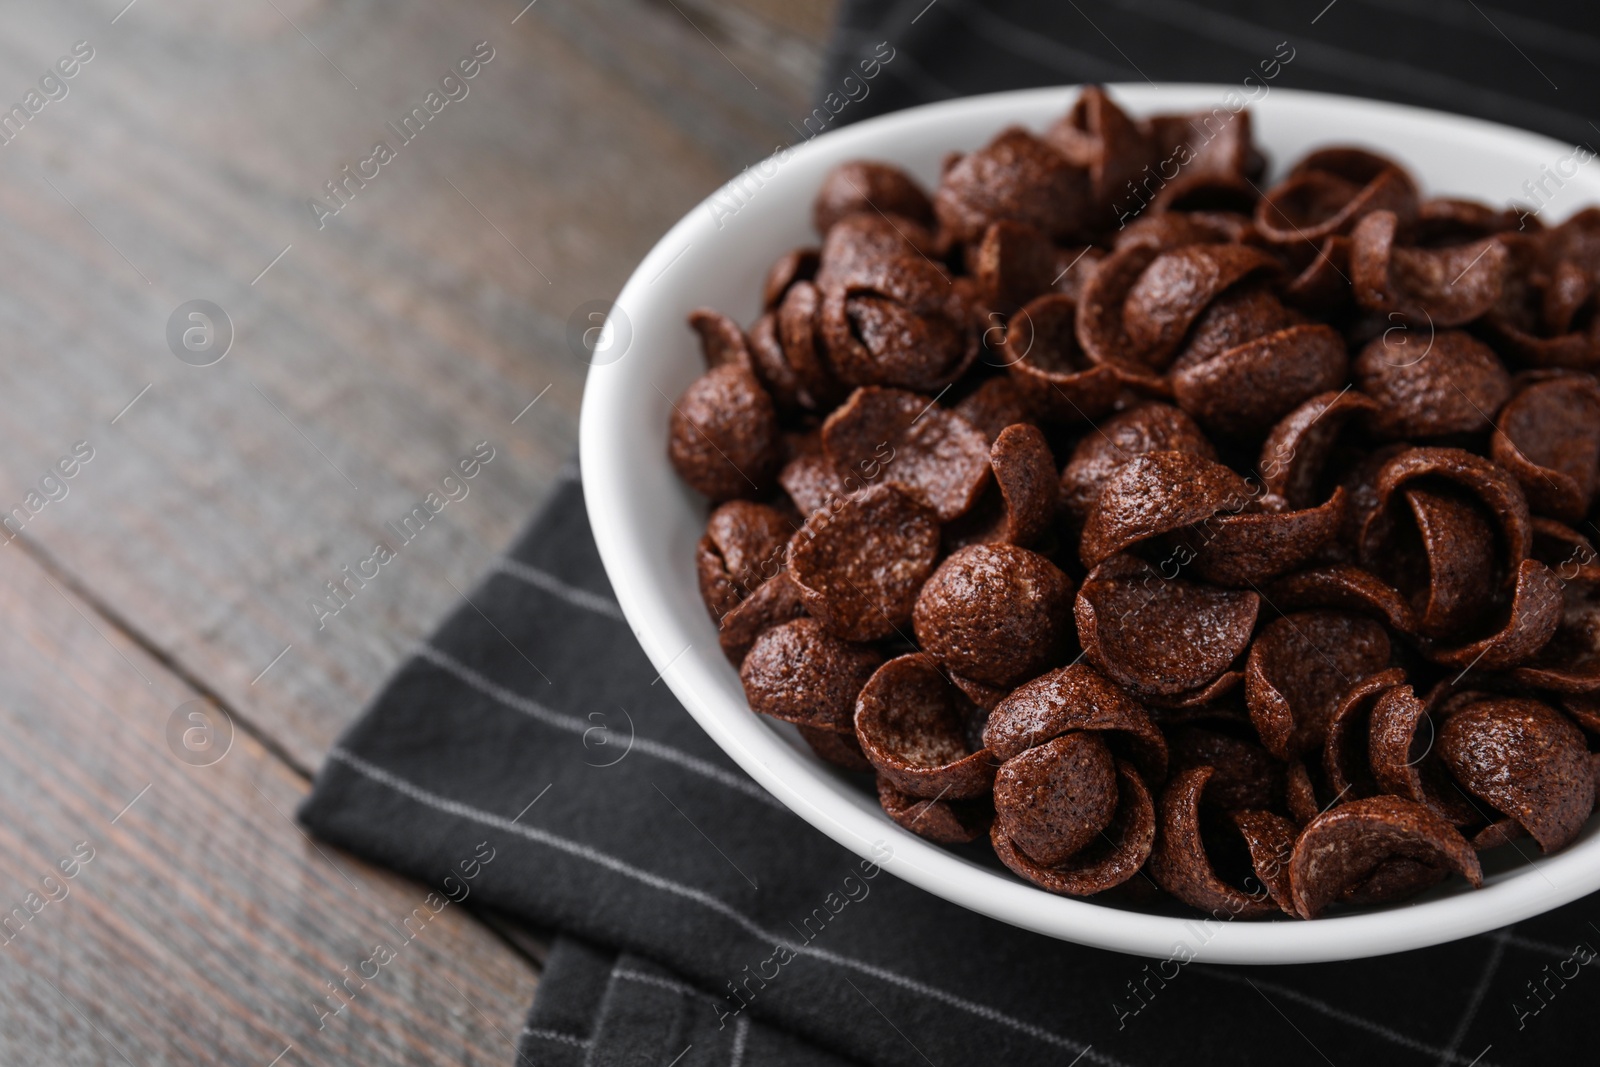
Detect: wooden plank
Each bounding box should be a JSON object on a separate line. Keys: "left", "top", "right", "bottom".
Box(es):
{"left": 0, "top": 532, "right": 539, "bottom": 1065}
{"left": 0, "top": 0, "right": 835, "bottom": 771}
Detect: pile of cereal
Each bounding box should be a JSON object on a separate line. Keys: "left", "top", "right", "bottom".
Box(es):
{"left": 666, "top": 86, "right": 1600, "bottom": 919}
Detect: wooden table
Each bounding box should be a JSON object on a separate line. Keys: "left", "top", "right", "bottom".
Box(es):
{"left": 0, "top": 0, "right": 834, "bottom": 1061}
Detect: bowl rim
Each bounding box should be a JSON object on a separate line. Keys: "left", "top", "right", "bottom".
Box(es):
{"left": 580, "top": 82, "right": 1600, "bottom": 964}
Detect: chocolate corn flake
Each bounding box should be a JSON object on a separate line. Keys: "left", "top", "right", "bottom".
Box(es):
{"left": 1438, "top": 697, "right": 1595, "bottom": 852}
{"left": 1355, "top": 329, "right": 1511, "bottom": 439}
{"left": 1245, "top": 610, "right": 1391, "bottom": 760}
{"left": 1079, "top": 450, "right": 1251, "bottom": 567}
{"left": 855, "top": 653, "right": 996, "bottom": 799}
{"left": 668, "top": 363, "right": 781, "bottom": 502}
{"left": 695, "top": 500, "right": 794, "bottom": 620}
{"left": 1351, "top": 209, "right": 1508, "bottom": 326}
{"left": 877, "top": 776, "right": 993, "bottom": 844}
{"left": 740, "top": 618, "right": 884, "bottom": 733}
{"left": 1148, "top": 766, "right": 1283, "bottom": 918}
{"left": 669, "top": 87, "right": 1600, "bottom": 917}
{"left": 1058, "top": 402, "right": 1216, "bottom": 525}
{"left": 913, "top": 543, "right": 1074, "bottom": 686}
{"left": 822, "top": 386, "right": 992, "bottom": 522}
{"left": 945, "top": 422, "right": 1058, "bottom": 548}
{"left": 1000, "top": 293, "right": 1124, "bottom": 422}
{"left": 1490, "top": 373, "right": 1600, "bottom": 523}
{"left": 814, "top": 161, "right": 935, "bottom": 235}
{"left": 1076, "top": 554, "right": 1259, "bottom": 705}
{"left": 788, "top": 482, "right": 940, "bottom": 642}
{"left": 991, "top": 758, "right": 1156, "bottom": 896}
{"left": 1289, "top": 795, "right": 1480, "bottom": 919}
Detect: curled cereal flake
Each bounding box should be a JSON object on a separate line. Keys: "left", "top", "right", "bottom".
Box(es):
{"left": 1418, "top": 558, "right": 1562, "bottom": 671}
{"left": 1415, "top": 197, "right": 1524, "bottom": 244}
{"left": 1186, "top": 488, "right": 1348, "bottom": 587}
{"left": 1171, "top": 323, "right": 1349, "bottom": 439}
{"left": 991, "top": 759, "right": 1155, "bottom": 895}
{"left": 1470, "top": 818, "right": 1526, "bottom": 852}
{"left": 982, "top": 661, "right": 1168, "bottom": 777}
{"left": 788, "top": 483, "right": 939, "bottom": 642}
{"left": 1511, "top": 576, "right": 1600, "bottom": 693}
{"left": 1351, "top": 210, "right": 1507, "bottom": 326}
{"left": 1562, "top": 693, "right": 1600, "bottom": 733}
{"left": 1283, "top": 235, "right": 1352, "bottom": 315}
{"left": 1076, "top": 554, "right": 1260, "bottom": 704}
{"left": 1285, "top": 760, "right": 1324, "bottom": 825}
{"left": 1367, "top": 683, "right": 1476, "bottom": 825}
{"left": 1076, "top": 243, "right": 1166, "bottom": 372}
{"left": 1339, "top": 856, "right": 1449, "bottom": 907}
{"left": 877, "top": 776, "right": 992, "bottom": 844}
{"left": 1369, "top": 482, "right": 1500, "bottom": 640}
{"left": 998, "top": 293, "right": 1124, "bottom": 422}
{"left": 719, "top": 571, "right": 808, "bottom": 667}
{"left": 1483, "top": 234, "right": 1600, "bottom": 371}
{"left": 953, "top": 376, "right": 1040, "bottom": 444}
{"left": 1264, "top": 565, "right": 1419, "bottom": 634}
{"left": 1113, "top": 211, "right": 1253, "bottom": 253}
{"left": 815, "top": 213, "right": 940, "bottom": 292}
{"left": 1079, "top": 450, "right": 1251, "bottom": 568}
{"left": 1231, "top": 809, "right": 1299, "bottom": 913}
{"left": 1258, "top": 390, "right": 1381, "bottom": 508}
{"left": 695, "top": 501, "right": 794, "bottom": 619}
{"left": 1052, "top": 244, "right": 1104, "bottom": 303}
{"left": 813, "top": 161, "right": 934, "bottom": 235}
{"left": 761, "top": 247, "right": 819, "bottom": 310}
{"left": 1169, "top": 722, "right": 1282, "bottom": 811}
{"left": 973, "top": 220, "right": 1056, "bottom": 311}
{"left": 994, "top": 732, "right": 1118, "bottom": 865}
{"left": 1354, "top": 329, "right": 1511, "bottom": 439}
{"left": 799, "top": 724, "right": 873, "bottom": 773}
{"left": 778, "top": 449, "right": 849, "bottom": 518}
{"left": 855, "top": 654, "right": 997, "bottom": 799}
{"left": 1490, "top": 375, "right": 1600, "bottom": 523}
{"left": 1148, "top": 108, "right": 1264, "bottom": 186}
{"left": 774, "top": 281, "right": 841, "bottom": 411}
{"left": 912, "top": 544, "right": 1073, "bottom": 686}
{"left": 1175, "top": 285, "right": 1302, "bottom": 367}
{"left": 1530, "top": 518, "right": 1600, "bottom": 583}
{"left": 1245, "top": 610, "right": 1391, "bottom": 760}
{"left": 1289, "top": 795, "right": 1481, "bottom": 919}
{"left": 1256, "top": 150, "right": 1418, "bottom": 246}
{"left": 1043, "top": 85, "right": 1154, "bottom": 215}
{"left": 934, "top": 127, "right": 1090, "bottom": 246}
{"left": 747, "top": 313, "right": 804, "bottom": 412}
{"left": 688, "top": 308, "right": 752, "bottom": 370}
{"left": 1058, "top": 403, "right": 1216, "bottom": 525}
{"left": 667, "top": 364, "right": 780, "bottom": 502}
{"left": 1150, "top": 174, "right": 1259, "bottom": 216}
{"left": 1368, "top": 447, "right": 1533, "bottom": 592}
{"left": 947, "top": 423, "right": 1058, "bottom": 548}
{"left": 1322, "top": 667, "right": 1408, "bottom": 802}
{"left": 739, "top": 618, "right": 884, "bottom": 733}
{"left": 1121, "top": 244, "right": 1280, "bottom": 365}
{"left": 819, "top": 283, "right": 977, "bottom": 394}
{"left": 1439, "top": 697, "right": 1596, "bottom": 852}
{"left": 1149, "top": 766, "right": 1284, "bottom": 918}
{"left": 950, "top": 671, "right": 1009, "bottom": 714}
{"left": 821, "top": 387, "right": 991, "bottom": 522}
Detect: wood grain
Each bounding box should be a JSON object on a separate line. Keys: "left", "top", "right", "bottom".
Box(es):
{"left": 0, "top": 534, "right": 538, "bottom": 1065}
{"left": 0, "top": 0, "right": 834, "bottom": 772}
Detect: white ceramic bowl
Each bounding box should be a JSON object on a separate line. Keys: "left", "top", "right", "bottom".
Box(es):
{"left": 581, "top": 85, "right": 1600, "bottom": 964}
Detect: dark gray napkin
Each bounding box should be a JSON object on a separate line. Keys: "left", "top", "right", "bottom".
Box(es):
{"left": 302, "top": 4, "right": 1600, "bottom": 1064}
